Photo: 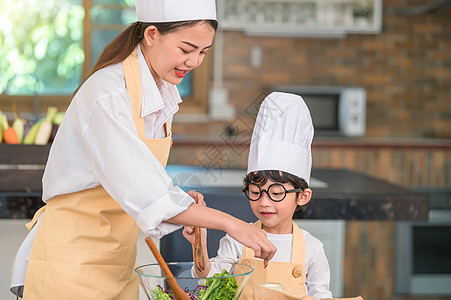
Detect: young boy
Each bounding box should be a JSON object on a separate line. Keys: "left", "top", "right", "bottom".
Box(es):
{"left": 183, "top": 92, "right": 333, "bottom": 300}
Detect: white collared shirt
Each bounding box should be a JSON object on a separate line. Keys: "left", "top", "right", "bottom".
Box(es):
{"left": 42, "top": 45, "right": 193, "bottom": 238}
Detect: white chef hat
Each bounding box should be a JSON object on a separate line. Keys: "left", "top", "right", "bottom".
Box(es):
{"left": 135, "top": 0, "right": 217, "bottom": 23}
{"left": 247, "top": 92, "right": 314, "bottom": 184}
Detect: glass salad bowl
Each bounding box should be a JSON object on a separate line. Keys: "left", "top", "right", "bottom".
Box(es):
{"left": 135, "top": 260, "right": 254, "bottom": 300}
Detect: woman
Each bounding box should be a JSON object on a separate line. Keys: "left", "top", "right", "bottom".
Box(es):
{"left": 12, "top": 0, "right": 276, "bottom": 299}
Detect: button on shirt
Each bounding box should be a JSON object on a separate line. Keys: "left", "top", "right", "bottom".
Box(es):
{"left": 42, "top": 45, "right": 194, "bottom": 238}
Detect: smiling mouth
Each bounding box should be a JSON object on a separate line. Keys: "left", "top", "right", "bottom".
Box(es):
{"left": 175, "top": 68, "right": 189, "bottom": 78}
{"left": 260, "top": 212, "right": 276, "bottom": 217}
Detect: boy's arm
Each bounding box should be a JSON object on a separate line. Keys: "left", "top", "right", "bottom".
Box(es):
{"left": 305, "top": 242, "right": 333, "bottom": 299}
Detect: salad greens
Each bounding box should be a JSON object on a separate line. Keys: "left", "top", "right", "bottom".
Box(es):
{"left": 150, "top": 286, "right": 172, "bottom": 300}
{"left": 149, "top": 269, "right": 238, "bottom": 300}
{"left": 198, "top": 269, "right": 238, "bottom": 300}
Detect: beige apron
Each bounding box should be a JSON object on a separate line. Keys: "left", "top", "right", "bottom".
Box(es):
{"left": 23, "top": 48, "right": 172, "bottom": 300}
{"left": 237, "top": 220, "right": 307, "bottom": 300}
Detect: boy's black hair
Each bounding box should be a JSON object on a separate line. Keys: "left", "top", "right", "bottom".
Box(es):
{"left": 243, "top": 170, "right": 309, "bottom": 191}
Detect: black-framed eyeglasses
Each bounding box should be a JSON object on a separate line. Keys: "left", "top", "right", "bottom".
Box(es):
{"left": 243, "top": 183, "right": 303, "bottom": 202}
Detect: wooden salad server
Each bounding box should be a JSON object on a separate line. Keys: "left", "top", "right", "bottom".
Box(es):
{"left": 145, "top": 237, "right": 190, "bottom": 300}
{"left": 194, "top": 227, "right": 206, "bottom": 272}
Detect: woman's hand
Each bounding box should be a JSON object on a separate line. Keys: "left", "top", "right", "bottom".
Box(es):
{"left": 226, "top": 219, "right": 276, "bottom": 267}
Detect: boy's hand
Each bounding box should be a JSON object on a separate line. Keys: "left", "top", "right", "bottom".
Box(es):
{"left": 187, "top": 190, "right": 206, "bottom": 206}
{"left": 183, "top": 223, "right": 208, "bottom": 244}
{"left": 182, "top": 225, "right": 195, "bottom": 244}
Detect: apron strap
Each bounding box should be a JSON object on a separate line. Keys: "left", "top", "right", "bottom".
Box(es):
{"left": 122, "top": 48, "right": 172, "bottom": 140}
{"left": 290, "top": 222, "right": 306, "bottom": 264}
{"left": 122, "top": 48, "right": 145, "bottom": 139}
{"left": 25, "top": 205, "right": 46, "bottom": 231}
{"left": 163, "top": 120, "right": 170, "bottom": 137}
{"left": 242, "top": 220, "right": 305, "bottom": 264}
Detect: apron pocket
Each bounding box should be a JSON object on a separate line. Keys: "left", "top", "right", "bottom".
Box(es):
{"left": 44, "top": 247, "right": 132, "bottom": 300}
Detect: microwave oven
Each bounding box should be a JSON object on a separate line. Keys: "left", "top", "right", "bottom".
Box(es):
{"left": 273, "top": 86, "right": 366, "bottom": 137}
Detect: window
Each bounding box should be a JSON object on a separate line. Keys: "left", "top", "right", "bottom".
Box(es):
{"left": 1, "top": 0, "right": 209, "bottom": 115}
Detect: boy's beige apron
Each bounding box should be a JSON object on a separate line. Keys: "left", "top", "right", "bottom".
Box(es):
{"left": 23, "top": 48, "right": 172, "bottom": 300}
{"left": 237, "top": 220, "right": 307, "bottom": 300}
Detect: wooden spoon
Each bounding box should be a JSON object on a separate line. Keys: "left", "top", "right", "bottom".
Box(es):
{"left": 194, "top": 227, "right": 206, "bottom": 272}
{"left": 145, "top": 237, "right": 190, "bottom": 300}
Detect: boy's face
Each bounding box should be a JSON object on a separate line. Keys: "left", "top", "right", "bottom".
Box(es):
{"left": 248, "top": 179, "right": 311, "bottom": 234}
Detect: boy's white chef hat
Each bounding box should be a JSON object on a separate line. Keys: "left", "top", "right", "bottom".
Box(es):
{"left": 135, "top": 0, "right": 217, "bottom": 23}
{"left": 247, "top": 92, "right": 314, "bottom": 184}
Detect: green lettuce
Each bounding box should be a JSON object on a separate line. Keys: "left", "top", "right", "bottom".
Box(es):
{"left": 198, "top": 269, "right": 238, "bottom": 300}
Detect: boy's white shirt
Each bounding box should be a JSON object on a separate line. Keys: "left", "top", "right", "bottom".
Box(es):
{"left": 208, "top": 226, "right": 333, "bottom": 300}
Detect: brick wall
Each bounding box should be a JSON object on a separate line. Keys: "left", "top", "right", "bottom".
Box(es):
{"left": 313, "top": 142, "right": 451, "bottom": 188}
{"left": 170, "top": 139, "right": 451, "bottom": 188}
{"left": 218, "top": 0, "right": 451, "bottom": 139}
{"left": 170, "top": 1, "right": 451, "bottom": 298}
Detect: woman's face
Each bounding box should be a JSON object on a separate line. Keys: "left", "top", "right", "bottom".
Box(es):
{"left": 141, "top": 22, "right": 215, "bottom": 85}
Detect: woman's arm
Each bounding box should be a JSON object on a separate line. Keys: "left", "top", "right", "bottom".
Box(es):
{"left": 169, "top": 203, "right": 276, "bottom": 265}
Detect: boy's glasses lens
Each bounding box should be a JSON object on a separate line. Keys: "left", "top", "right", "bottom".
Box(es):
{"left": 268, "top": 184, "right": 286, "bottom": 201}
{"left": 246, "top": 183, "right": 262, "bottom": 200}
{"left": 244, "top": 183, "right": 287, "bottom": 202}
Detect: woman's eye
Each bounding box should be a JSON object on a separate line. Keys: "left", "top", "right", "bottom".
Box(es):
{"left": 180, "top": 48, "right": 191, "bottom": 54}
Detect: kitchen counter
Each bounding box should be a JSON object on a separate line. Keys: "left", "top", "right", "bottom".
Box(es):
{"left": 164, "top": 165, "right": 429, "bottom": 221}
{"left": 1, "top": 150, "right": 429, "bottom": 220}
{"left": 0, "top": 144, "right": 49, "bottom": 218}
{"left": 299, "top": 168, "right": 429, "bottom": 220}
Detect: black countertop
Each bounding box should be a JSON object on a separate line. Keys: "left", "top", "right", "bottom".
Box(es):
{"left": 1, "top": 159, "right": 429, "bottom": 220}
{"left": 298, "top": 169, "right": 429, "bottom": 220}
{"left": 164, "top": 166, "right": 430, "bottom": 221}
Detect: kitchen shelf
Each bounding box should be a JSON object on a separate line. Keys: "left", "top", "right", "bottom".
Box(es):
{"left": 217, "top": 0, "right": 382, "bottom": 37}
{"left": 0, "top": 144, "right": 50, "bottom": 166}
